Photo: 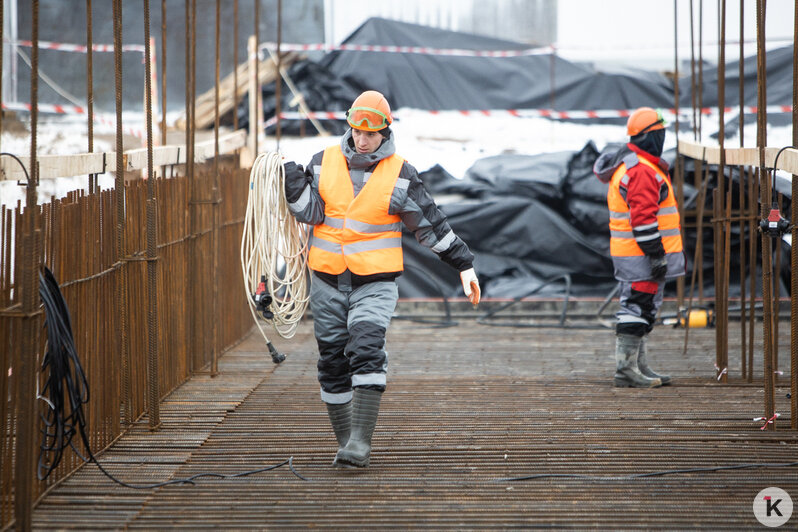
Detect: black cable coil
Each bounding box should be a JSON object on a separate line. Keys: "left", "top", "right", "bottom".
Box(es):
{"left": 37, "top": 266, "right": 306, "bottom": 487}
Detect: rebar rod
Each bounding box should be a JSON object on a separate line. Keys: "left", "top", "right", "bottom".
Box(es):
{"left": 756, "top": 0, "right": 775, "bottom": 429}
{"left": 143, "top": 0, "right": 161, "bottom": 430}
{"left": 14, "top": 2, "right": 41, "bottom": 527}
{"left": 739, "top": 0, "right": 747, "bottom": 380}
{"left": 253, "top": 0, "right": 259, "bottom": 155}
{"left": 674, "top": 0, "right": 685, "bottom": 309}
{"left": 160, "top": 0, "right": 167, "bottom": 145}
{"left": 86, "top": 0, "right": 94, "bottom": 193}
{"left": 791, "top": 0, "right": 798, "bottom": 429}
{"left": 211, "top": 0, "right": 221, "bottom": 376}
{"left": 233, "top": 0, "right": 239, "bottom": 131}
{"left": 112, "top": 0, "right": 132, "bottom": 427}
{"left": 716, "top": 0, "right": 729, "bottom": 382}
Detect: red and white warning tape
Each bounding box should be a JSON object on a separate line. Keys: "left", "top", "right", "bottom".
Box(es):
{"left": 262, "top": 105, "right": 794, "bottom": 130}
{"left": 754, "top": 412, "right": 780, "bottom": 430}
{"left": 261, "top": 41, "right": 552, "bottom": 57}
{"left": 7, "top": 39, "right": 145, "bottom": 54}
{"left": 2, "top": 101, "right": 146, "bottom": 139}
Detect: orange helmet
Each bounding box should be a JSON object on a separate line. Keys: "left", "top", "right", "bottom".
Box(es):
{"left": 347, "top": 90, "right": 393, "bottom": 132}
{"left": 627, "top": 107, "right": 666, "bottom": 136}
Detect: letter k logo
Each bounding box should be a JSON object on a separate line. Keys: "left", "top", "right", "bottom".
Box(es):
{"left": 765, "top": 496, "right": 783, "bottom": 517}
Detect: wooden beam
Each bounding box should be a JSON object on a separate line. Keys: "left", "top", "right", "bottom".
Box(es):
{"left": 0, "top": 130, "right": 247, "bottom": 181}
{"left": 678, "top": 138, "right": 798, "bottom": 175}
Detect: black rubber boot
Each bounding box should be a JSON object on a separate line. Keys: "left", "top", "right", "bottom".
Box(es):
{"left": 326, "top": 401, "right": 352, "bottom": 458}
{"left": 613, "top": 333, "right": 662, "bottom": 388}
{"left": 637, "top": 334, "right": 672, "bottom": 385}
{"left": 333, "top": 388, "right": 382, "bottom": 468}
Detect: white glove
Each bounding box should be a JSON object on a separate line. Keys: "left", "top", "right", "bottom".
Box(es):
{"left": 460, "top": 268, "right": 481, "bottom": 306}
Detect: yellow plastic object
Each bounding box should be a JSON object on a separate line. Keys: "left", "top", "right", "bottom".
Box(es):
{"left": 678, "top": 309, "right": 713, "bottom": 328}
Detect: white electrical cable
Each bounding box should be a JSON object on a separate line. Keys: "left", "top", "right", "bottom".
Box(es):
{"left": 241, "top": 151, "right": 310, "bottom": 341}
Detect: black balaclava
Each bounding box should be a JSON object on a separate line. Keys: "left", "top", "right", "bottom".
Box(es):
{"left": 630, "top": 128, "right": 666, "bottom": 158}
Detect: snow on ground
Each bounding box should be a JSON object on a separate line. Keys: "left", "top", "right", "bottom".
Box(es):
{"left": 1, "top": 108, "right": 795, "bottom": 210}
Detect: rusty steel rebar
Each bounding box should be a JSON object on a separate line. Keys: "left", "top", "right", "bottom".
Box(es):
{"left": 253, "top": 0, "right": 259, "bottom": 155}
{"left": 756, "top": 0, "right": 775, "bottom": 429}
{"left": 276, "top": 0, "right": 282, "bottom": 146}
{"left": 143, "top": 0, "right": 161, "bottom": 430}
{"left": 748, "top": 167, "right": 758, "bottom": 382}
{"left": 689, "top": 0, "right": 698, "bottom": 140}
{"left": 673, "top": 0, "right": 685, "bottom": 309}
{"left": 792, "top": 0, "right": 798, "bottom": 430}
{"left": 161, "top": 0, "right": 167, "bottom": 146}
{"left": 0, "top": 0, "right": 3, "bottom": 151}
{"left": 14, "top": 1, "right": 42, "bottom": 528}
{"left": 212, "top": 0, "right": 221, "bottom": 376}
{"left": 715, "top": 0, "right": 729, "bottom": 382}
{"left": 86, "top": 0, "right": 95, "bottom": 193}
{"left": 113, "top": 0, "right": 132, "bottom": 427}
{"left": 233, "top": 0, "right": 239, "bottom": 131}
{"left": 738, "top": 1, "right": 748, "bottom": 380}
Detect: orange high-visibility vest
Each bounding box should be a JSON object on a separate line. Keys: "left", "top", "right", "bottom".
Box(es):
{"left": 308, "top": 146, "right": 405, "bottom": 275}
{"left": 607, "top": 154, "right": 683, "bottom": 258}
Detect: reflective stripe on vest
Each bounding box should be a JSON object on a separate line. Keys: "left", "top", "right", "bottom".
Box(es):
{"left": 308, "top": 146, "right": 404, "bottom": 275}
{"left": 607, "top": 155, "right": 683, "bottom": 258}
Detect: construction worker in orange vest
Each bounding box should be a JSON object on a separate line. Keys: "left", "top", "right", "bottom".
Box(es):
{"left": 282, "top": 90, "right": 480, "bottom": 467}
{"left": 593, "top": 107, "right": 685, "bottom": 388}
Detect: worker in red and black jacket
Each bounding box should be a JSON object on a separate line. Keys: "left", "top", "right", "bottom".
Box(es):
{"left": 593, "top": 107, "right": 686, "bottom": 388}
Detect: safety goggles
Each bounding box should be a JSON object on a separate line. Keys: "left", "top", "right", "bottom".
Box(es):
{"left": 347, "top": 106, "right": 390, "bottom": 131}
{"left": 638, "top": 109, "right": 666, "bottom": 135}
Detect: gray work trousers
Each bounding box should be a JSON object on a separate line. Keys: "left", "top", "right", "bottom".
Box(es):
{"left": 309, "top": 273, "right": 398, "bottom": 404}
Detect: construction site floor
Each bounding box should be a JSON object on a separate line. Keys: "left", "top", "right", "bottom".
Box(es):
{"left": 33, "top": 316, "right": 797, "bottom": 529}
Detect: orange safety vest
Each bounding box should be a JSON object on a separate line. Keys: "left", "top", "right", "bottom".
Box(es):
{"left": 608, "top": 155, "right": 683, "bottom": 258}
{"left": 308, "top": 146, "right": 405, "bottom": 275}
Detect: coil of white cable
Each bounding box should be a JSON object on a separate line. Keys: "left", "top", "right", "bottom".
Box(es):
{"left": 241, "top": 151, "right": 310, "bottom": 342}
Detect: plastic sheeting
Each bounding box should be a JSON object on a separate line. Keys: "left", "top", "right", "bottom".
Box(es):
{"left": 398, "top": 142, "right": 620, "bottom": 298}
{"left": 319, "top": 18, "right": 674, "bottom": 112}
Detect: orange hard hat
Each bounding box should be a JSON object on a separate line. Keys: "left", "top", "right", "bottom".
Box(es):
{"left": 627, "top": 107, "right": 666, "bottom": 136}
{"left": 347, "top": 90, "right": 393, "bottom": 131}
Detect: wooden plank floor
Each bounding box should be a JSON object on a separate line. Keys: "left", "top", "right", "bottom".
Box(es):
{"left": 32, "top": 314, "right": 797, "bottom": 529}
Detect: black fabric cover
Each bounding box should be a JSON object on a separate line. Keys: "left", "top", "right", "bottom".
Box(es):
{"left": 318, "top": 18, "right": 674, "bottom": 112}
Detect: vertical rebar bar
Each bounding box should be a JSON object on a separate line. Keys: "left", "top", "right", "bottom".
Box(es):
{"left": 113, "top": 0, "right": 132, "bottom": 426}
{"left": 184, "top": 0, "right": 195, "bottom": 374}
{"left": 15, "top": 2, "right": 40, "bottom": 527}
{"left": 674, "top": 0, "right": 685, "bottom": 310}
{"left": 160, "top": 0, "right": 167, "bottom": 146}
{"left": 791, "top": 0, "right": 798, "bottom": 429}
{"left": 275, "top": 0, "right": 282, "bottom": 147}
{"left": 739, "top": 0, "right": 747, "bottom": 381}
{"left": 716, "top": 0, "right": 729, "bottom": 382}
{"left": 748, "top": 166, "right": 757, "bottom": 382}
{"left": 698, "top": 0, "right": 705, "bottom": 138}
{"left": 143, "top": 0, "right": 161, "bottom": 430}
{"left": 254, "top": 0, "right": 260, "bottom": 155}
{"left": 233, "top": 0, "right": 239, "bottom": 131}
{"left": 86, "top": 0, "right": 95, "bottom": 193}
{"left": 211, "top": 0, "right": 221, "bottom": 376}
{"left": 689, "top": 0, "right": 698, "bottom": 140}
{"left": 756, "top": 0, "right": 775, "bottom": 429}
{"left": 0, "top": 0, "right": 3, "bottom": 152}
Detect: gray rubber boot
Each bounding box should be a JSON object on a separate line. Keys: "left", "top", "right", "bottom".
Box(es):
{"left": 614, "top": 333, "right": 662, "bottom": 388}
{"left": 333, "top": 388, "right": 382, "bottom": 468}
{"left": 326, "top": 401, "right": 352, "bottom": 455}
{"left": 637, "top": 335, "right": 672, "bottom": 385}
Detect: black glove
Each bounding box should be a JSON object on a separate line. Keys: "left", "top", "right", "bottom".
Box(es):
{"left": 648, "top": 254, "right": 668, "bottom": 281}
{"left": 283, "top": 161, "right": 308, "bottom": 203}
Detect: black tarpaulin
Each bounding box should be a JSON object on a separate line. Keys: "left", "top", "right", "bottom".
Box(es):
{"left": 319, "top": 18, "right": 674, "bottom": 112}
